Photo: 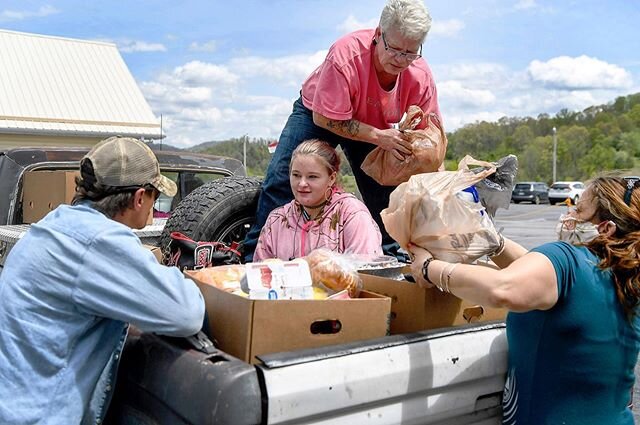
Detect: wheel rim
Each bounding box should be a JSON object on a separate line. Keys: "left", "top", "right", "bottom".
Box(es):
{"left": 216, "top": 216, "right": 254, "bottom": 245}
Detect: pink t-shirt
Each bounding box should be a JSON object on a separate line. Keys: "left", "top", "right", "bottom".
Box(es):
{"left": 301, "top": 29, "right": 441, "bottom": 130}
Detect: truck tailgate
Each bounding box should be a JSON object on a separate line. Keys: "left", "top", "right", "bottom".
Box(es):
{"left": 257, "top": 322, "right": 507, "bottom": 425}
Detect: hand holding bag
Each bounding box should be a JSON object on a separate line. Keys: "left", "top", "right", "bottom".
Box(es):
{"left": 381, "top": 155, "right": 501, "bottom": 263}
{"left": 360, "top": 106, "right": 448, "bottom": 186}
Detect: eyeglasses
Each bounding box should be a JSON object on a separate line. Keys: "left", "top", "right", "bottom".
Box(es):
{"left": 623, "top": 176, "right": 639, "bottom": 206}
{"left": 380, "top": 32, "right": 422, "bottom": 62}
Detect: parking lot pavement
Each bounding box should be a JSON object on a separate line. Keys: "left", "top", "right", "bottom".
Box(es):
{"left": 494, "top": 202, "right": 568, "bottom": 249}
{"left": 494, "top": 203, "right": 639, "bottom": 419}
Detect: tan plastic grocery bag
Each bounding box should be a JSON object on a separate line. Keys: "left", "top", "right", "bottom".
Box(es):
{"left": 360, "top": 106, "right": 447, "bottom": 186}
{"left": 381, "top": 155, "right": 501, "bottom": 263}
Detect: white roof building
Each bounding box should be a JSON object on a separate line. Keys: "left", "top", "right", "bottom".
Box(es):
{"left": 0, "top": 29, "right": 161, "bottom": 148}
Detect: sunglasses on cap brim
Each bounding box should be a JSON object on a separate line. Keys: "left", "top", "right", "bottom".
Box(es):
{"left": 623, "top": 176, "right": 640, "bottom": 206}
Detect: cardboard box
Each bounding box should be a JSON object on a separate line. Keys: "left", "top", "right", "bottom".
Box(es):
{"left": 360, "top": 272, "right": 506, "bottom": 335}
{"left": 143, "top": 244, "right": 163, "bottom": 263}
{"left": 22, "top": 170, "right": 153, "bottom": 225}
{"left": 22, "top": 171, "right": 78, "bottom": 223}
{"left": 186, "top": 269, "right": 391, "bottom": 364}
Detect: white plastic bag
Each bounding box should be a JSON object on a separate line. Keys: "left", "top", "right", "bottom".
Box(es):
{"left": 381, "top": 155, "right": 501, "bottom": 263}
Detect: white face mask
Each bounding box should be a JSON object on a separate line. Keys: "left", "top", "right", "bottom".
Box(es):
{"left": 556, "top": 214, "right": 600, "bottom": 244}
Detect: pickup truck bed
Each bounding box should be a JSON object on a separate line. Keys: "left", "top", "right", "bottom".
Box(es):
{"left": 0, "top": 221, "right": 166, "bottom": 267}
{"left": 107, "top": 322, "right": 507, "bottom": 425}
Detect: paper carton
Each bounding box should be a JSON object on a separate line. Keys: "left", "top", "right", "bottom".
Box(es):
{"left": 22, "top": 170, "right": 152, "bottom": 225}
{"left": 186, "top": 269, "right": 391, "bottom": 364}
{"left": 360, "top": 272, "right": 506, "bottom": 334}
{"left": 22, "top": 171, "right": 78, "bottom": 223}
{"left": 143, "top": 244, "right": 163, "bottom": 263}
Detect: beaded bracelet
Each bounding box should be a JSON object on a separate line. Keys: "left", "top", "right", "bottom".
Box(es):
{"left": 421, "top": 257, "right": 435, "bottom": 285}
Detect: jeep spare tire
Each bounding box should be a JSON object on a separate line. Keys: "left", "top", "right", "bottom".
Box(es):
{"left": 159, "top": 176, "right": 262, "bottom": 252}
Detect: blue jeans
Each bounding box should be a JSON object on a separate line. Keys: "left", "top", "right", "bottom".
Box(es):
{"left": 243, "top": 96, "right": 400, "bottom": 261}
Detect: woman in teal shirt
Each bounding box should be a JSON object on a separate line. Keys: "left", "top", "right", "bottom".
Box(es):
{"left": 410, "top": 175, "right": 640, "bottom": 425}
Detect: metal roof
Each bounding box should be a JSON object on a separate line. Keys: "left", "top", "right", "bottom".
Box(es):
{"left": 0, "top": 29, "right": 162, "bottom": 139}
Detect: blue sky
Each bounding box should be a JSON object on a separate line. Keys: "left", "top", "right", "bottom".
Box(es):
{"left": 1, "top": 0, "right": 639, "bottom": 147}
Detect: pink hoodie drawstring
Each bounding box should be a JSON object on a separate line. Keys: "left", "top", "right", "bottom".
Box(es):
{"left": 299, "top": 220, "right": 315, "bottom": 257}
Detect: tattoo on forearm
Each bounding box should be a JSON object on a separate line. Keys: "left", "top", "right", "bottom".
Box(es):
{"left": 326, "top": 119, "right": 360, "bottom": 137}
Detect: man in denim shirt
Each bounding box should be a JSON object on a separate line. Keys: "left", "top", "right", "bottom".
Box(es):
{"left": 0, "top": 136, "right": 205, "bottom": 424}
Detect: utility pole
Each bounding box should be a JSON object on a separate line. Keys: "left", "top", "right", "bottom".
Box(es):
{"left": 552, "top": 127, "right": 557, "bottom": 183}
{"left": 243, "top": 134, "right": 248, "bottom": 171}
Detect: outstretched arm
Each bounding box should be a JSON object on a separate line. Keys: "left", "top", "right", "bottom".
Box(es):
{"left": 409, "top": 241, "right": 558, "bottom": 312}
{"left": 312, "top": 111, "right": 412, "bottom": 161}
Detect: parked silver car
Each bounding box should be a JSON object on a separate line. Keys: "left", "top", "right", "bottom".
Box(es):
{"left": 548, "top": 181, "right": 585, "bottom": 205}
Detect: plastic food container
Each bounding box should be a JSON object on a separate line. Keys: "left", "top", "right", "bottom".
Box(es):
{"left": 351, "top": 254, "right": 406, "bottom": 279}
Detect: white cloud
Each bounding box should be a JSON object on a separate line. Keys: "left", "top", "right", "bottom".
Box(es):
{"left": 118, "top": 40, "right": 167, "bottom": 53}
{"left": 0, "top": 5, "right": 58, "bottom": 21}
{"left": 139, "top": 58, "right": 298, "bottom": 147}
{"left": 173, "top": 61, "right": 239, "bottom": 87}
{"left": 508, "top": 91, "right": 598, "bottom": 114}
{"left": 138, "top": 50, "right": 636, "bottom": 147}
{"left": 514, "top": 0, "right": 537, "bottom": 10}
{"left": 189, "top": 40, "right": 218, "bottom": 52}
{"left": 445, "top": 110, "right": 507, "bottom": 130}
{"left": 430, "top": 19, "right": 465, "bottom": 38}
{"left": 434, "top": 57, "right": 635, "bottom": 133}
{"left": 528, "top": 55, "right": 633, "bottom": 90}
{"left": 229, "top": 51, "right": 326, "bottom": 87}
{"left": 439, "top": 81, "right": 496, "bottom": 107}
{"left": 337, "top": 15, "right": 378, "bottom": 34}
{"left": 438, "top": 62, "right": 510, "bottom": 83}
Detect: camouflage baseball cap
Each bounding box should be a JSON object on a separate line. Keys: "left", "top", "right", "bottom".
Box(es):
{"left": 82, "top": 136, "right": 177, "bottom": 197}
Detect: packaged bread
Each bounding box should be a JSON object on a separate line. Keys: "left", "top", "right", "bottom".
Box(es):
{"left": 189, "top": 265, "right": 245, "bottom": 292}
{"left": 304, "top": 249, "right": 362, "bottom": 298}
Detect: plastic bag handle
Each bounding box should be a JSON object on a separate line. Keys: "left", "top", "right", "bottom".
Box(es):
{"left": 457, "top": 155, "right": 496, "bottom": 172}
{"left": 445, "top": 155, "right": 497, "bottom": 194}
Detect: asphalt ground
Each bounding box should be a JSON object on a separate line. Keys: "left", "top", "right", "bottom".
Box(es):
{"left": 493, "top": 202, "right": 639, "bottom": 420}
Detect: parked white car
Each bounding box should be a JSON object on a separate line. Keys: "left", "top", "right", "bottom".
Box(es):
{"left": 548, "top": 181, "right": 585, "bottom": 205}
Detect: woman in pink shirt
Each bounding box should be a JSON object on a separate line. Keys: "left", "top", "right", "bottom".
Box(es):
{"left": 244, "top": 0, "right": 442, "bottom": 262}
{"left": 253, "top": 139, "right": 382, "bottom": 261}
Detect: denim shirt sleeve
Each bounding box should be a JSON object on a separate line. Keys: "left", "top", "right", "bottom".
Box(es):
{"left": 72, "top": 225, "right": 205, "bottom": 337}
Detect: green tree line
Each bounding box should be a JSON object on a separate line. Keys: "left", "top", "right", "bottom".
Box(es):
{"left": 191, "top": 92, "right": 640, "bottom": 185}
{"left": 446, "top": 92, "right": 640, "bottom": 182}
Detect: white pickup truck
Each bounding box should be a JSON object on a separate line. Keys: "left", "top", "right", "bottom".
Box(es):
{"left": 0, "top": 148, "right": 508, "bottom": 424}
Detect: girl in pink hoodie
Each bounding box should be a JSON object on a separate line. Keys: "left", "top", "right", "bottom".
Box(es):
{"left": 253, "top": 139, "right": 382, "bottom": 261}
